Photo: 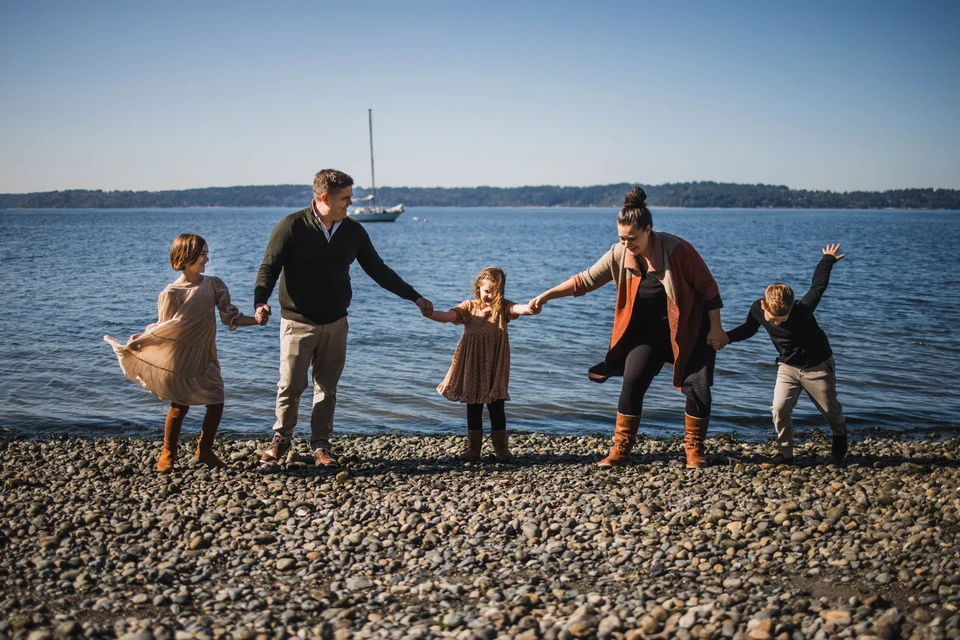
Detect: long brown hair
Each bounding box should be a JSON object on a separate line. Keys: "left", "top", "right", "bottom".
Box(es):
{"left": 473, "top": 266, "right": 506, "bottom": 314}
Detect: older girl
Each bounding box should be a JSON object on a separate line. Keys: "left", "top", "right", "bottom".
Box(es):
{"left": 105, "top": 233, "right": 265, "bottom": 471}
{"left": 531, "top": 187, "right": 726, "bottom": 468}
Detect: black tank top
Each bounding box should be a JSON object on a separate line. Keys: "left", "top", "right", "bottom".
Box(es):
{"left": 627, "top": 272, "right": 670, "bottom": 346}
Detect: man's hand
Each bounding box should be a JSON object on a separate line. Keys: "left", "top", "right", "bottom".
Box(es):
{"left": 255, "top": 304, "right": 272, "bottom": 326}
{"left": 415, "top": 297, "right": 434, "bottom": 317}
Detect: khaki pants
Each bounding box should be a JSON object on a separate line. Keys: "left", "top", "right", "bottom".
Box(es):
{"left": 273, "top": 316, "right": 348, "bottom": 451}
{"left": 770, "top": 357, "right": 846, "bottom": 457}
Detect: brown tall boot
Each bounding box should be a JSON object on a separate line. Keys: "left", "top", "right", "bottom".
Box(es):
{"left": 457, "top": 430, "right": 483, "bottom": 461}
{"left": 684, "top": 413, "right": 709, "bottom": 468}
{"left": 598, "top": 413, "right": 641, "bottom": 467}
{"left": 158, "top": 404, "right": 188, "bottom": 472}
{"left": 491, "top": 430, "right": 513, "bottom": 462}
{"left": 195, "top": 403, "right": 227, "bottom": 468}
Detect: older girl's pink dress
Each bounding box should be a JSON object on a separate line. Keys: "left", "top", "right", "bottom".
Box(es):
{"left": 105, "top": 276, "right": 241, "bottom": 406}
{"left": 437, "top": 299, "right": 519, "bottom": 404}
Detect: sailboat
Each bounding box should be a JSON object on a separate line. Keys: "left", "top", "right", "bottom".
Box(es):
{"left": 348, "top": 109, "right": 404, "bottom": 222}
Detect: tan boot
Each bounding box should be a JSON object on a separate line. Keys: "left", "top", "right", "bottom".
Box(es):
{"left": 684, "top": 413, "right": 709, "bottom": 468}
{"left": 598, "top": 413, "right": 640, "bottom": 467}
{"left": 158, "top": 404, "right": 188, "bottom": 472}
{"left": 195, "top": 403, "right": 227, "bottom": 469}
{"left": 491, "top": 430, "right": 513, "bottom": 462}
{"left": 457, "top": 431, "right": 483, "bottom": 461}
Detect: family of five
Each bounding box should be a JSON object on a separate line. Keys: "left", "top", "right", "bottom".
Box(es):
{"left": 106, "top": 169, "right": 848, "bottom": 473}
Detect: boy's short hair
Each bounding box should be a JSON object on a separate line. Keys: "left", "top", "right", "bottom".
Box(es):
{"left": 170, "top": 233, "right": 206, "bottom": 271}
{"left": 313, "top": 169, "right": 354, "bottom": 200}
{"left": 764, "top": 283, "right": 795, "bottom": 316}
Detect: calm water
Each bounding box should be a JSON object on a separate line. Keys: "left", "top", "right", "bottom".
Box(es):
{"left": 1, "top": 207, "right": 958, "bottom": 441}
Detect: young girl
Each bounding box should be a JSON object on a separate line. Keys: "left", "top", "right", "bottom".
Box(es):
{"left": 428, "top": 266, "right": 538, "bottom": 461}
{"left": 105, "top": 233, "right": 264, "bottom": 472}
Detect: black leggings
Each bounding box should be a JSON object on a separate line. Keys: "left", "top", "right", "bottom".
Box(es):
{"left": 467, "top": 400, "right": 506, "bottom": 431}
{"left": 617, "top": 344, "right": 711, "bottom": 419}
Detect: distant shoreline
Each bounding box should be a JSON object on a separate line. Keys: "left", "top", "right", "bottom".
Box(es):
{"left": 3, "top": 181, "right": 959, "bottom": 210}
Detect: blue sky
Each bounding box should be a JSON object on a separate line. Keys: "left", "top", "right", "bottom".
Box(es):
{"left": 1, "top": 0, "right": 957, "bottom": 192}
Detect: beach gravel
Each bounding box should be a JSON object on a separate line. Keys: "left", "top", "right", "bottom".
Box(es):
{"left": 0, "top": 431, "right": 958, "bottom": 639}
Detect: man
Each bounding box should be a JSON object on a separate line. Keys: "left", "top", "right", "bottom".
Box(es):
{"left": 254, "top": 169, "right": 433, "bottom": 466}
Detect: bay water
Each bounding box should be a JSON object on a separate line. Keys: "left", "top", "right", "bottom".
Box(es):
{"left": 1, "top": 207, "right": 958, "bottom": 441}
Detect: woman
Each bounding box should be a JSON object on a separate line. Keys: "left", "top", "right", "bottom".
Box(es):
{"left": 530, "top": 187, "right": 727, "bottom": 468}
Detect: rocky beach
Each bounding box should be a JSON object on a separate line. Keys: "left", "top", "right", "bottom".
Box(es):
{"left": 1, "top": 432, "right": 957, "bottom": 640}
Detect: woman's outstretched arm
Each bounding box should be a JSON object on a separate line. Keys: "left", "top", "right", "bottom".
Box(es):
{"left": 529, "top": 277, "right": 578, "bottom": 313}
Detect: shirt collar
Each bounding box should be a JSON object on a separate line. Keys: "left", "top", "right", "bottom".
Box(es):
{"left": 311, "top": 199, "right": 341, "bottom": 239}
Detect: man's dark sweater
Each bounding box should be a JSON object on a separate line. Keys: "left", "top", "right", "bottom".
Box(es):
{"left": 726, "top": 255, "right": 838, "bottom": 368}
{"left": 254, "top": 207, "right": 421, "bottom": 325}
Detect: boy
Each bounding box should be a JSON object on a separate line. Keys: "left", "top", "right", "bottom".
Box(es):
{"left": 725, "top": 244, "right": 847, "bottom": 466}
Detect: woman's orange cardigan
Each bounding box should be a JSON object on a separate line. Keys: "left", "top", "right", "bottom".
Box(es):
{"left": 572, "top": 231, "right": 722, "bottom": 390}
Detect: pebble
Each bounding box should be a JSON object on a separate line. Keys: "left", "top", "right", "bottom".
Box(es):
{"left": 0, "top": 432, "right": 957, "bottom": 639}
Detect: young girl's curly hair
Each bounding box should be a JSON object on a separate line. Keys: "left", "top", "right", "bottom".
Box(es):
{"left": 473, "top": 266, "right": 506, "bottom": 314}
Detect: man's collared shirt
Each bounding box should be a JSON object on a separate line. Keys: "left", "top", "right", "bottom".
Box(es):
{"left": 311, "top": 200, "right": 341, "bottom": 241}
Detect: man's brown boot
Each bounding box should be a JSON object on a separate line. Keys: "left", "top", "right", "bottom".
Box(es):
{"left": 457, "top": 430, "right": 483, "bottom": 461}
{"left": 684, "top": 413, "right": 709, "bottom": 469}
{"left": 598, "top": 413, "right": 640, "bottom": 467}
{"left": 491, "top": 430, "right": 513, "bottom": 462}
{"left": 158, "top": 404, "right": 188, "bottom": 472}
{"left": 195, "top": 403, "right": 227, "bottom": 468}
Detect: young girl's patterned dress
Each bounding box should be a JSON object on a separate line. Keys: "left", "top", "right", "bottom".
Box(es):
{"left": 437, "top": 299, "right": 519, "bottom": 404}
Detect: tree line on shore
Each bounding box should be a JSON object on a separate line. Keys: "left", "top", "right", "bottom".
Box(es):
{"left": 2, "top": 182, "right": 958, "bottom": 209}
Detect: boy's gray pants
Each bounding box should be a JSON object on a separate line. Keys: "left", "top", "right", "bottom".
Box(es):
{"left": 771, "top": 356, "right": 846, "bottom": 457}
{"left": 272, "top": 316, "right": 348, "bottom": 451}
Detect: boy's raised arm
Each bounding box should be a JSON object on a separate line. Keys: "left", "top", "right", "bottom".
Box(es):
{"left": 801, "top": 243, "right": 844, "bottom": 310}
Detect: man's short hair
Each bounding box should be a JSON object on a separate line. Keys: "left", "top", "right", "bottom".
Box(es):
{"left": 763, "top": 283, "right": 795, "bottom": 317}
{"left": 313, "top": 169, "right": 354, "bottom": 200}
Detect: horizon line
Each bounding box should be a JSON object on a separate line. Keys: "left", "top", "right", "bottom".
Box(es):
{"left": 3, "top": 180, "right": 958, "bottom": 196}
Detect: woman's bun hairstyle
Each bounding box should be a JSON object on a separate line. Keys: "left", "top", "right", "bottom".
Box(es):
{"left": 618, "top": 186, "right": 652, "bottom": 230}
{"left": 623, "top": 186, "right": 647, "bottom": 209}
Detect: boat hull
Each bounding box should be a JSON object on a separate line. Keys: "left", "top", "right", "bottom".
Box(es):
{"left": 349, "top": 210, "right": 402, "bottom": 222}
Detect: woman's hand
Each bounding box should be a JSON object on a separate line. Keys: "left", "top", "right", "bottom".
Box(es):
{"left": 707, "top": 329, "right": 730, "bottom": 351}
{"left": 528, "top": 295, "right": 546, "bottom": 314}
{"left": 823, "top": 243, "right": 845, "bottom": 260}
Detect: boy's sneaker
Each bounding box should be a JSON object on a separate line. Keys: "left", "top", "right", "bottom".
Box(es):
{"left": 831, "top": 433, "right": 848, "bottom": 465}
{"left": 760, "top": 453, "right": 794, "bottom": 469}
{"left": 260, "top": 434, "right": 291, "bottom": 462}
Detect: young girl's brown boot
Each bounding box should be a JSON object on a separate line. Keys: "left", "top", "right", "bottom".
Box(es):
{"left": 491, "top": 430, "right": 514, "bottom": 462}
{"left": 195, "top": 403, "right": 227, "bottom": 468}
{"left": 158, "top": 404, "right": 188, "bottom": 472}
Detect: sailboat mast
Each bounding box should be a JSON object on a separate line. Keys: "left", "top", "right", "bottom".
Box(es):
{"left": 368, "top": 108, "right": 376, "bottom": 205}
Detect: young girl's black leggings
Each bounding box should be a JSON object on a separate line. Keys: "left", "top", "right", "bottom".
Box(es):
{"left": 467, "top": 400, "right": 506, "bottom": 431}
{"left": 617, "top": 344, "right": 711, "bottom": 419}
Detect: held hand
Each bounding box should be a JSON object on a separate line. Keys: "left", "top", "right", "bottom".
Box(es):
{"left": 415, "top": 297, "right": 434, "bottom": 317}
{"left": 706, "top": 326, "right": 729, "bottom": 351}
{"left": 529, "top": 296, "right": 545, "bottom": 314}
{"left": 823, "top": 243, "right": 845, "bottom": 261}
{"left": 255, "top": 304, "right": 272, "bottom": 325}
